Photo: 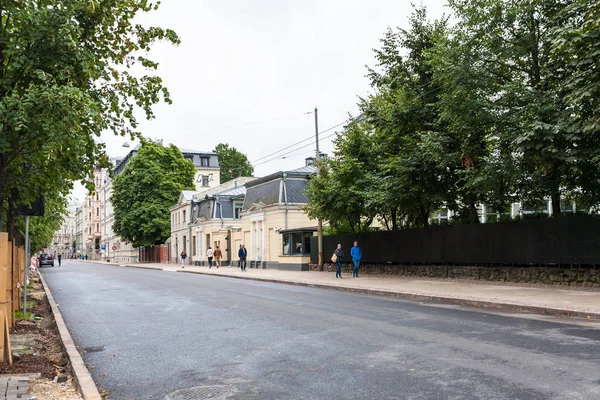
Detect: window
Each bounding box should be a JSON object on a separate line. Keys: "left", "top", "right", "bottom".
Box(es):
{"left": 201, "top": 157, "right": 209, "bottom": 167}
{"left": 234, "top": 202, "right": 243, "bottom": 219}
{"left": 201, "top": 175, "right": 209, "bottom": 187}
{"left": 282, "top": 231, "right": 313, "bottom": 255}
{"left": 96, "top": 193, "right": 99, "bottom": 201}
{"left": 183, "top": 210, "right": 186, "bottom": 223}
{"left": 282, "top": 235, "right": 290, "bottom": 255}
{"left": 96, "top": 223, "right": 99, "bottom": 232}
{"left": 293, "top": 233, "right": 303, "bottom": 254}
{"left": 89, "top": 212, "right": 92, "bottom": 221}
{"left": 192, "top": 236, "right": 197, "bottom": 256}
{"left": 96, "top": 208, "right": 99, "bottom": 217}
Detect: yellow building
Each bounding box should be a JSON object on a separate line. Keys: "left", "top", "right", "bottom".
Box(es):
{"left": 240, "top": 165, "right": 317, "bottom": 271}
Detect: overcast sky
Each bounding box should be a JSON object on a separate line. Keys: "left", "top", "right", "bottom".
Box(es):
{"left": 73, "top": 0, "right": 448, "bottom": 202}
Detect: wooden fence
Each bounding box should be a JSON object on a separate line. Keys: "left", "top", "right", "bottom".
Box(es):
{"left": 0, "top": 232, "right": 26, "bottom": 365}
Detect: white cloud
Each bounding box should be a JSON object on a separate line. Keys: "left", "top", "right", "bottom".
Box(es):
{"left": 73, "top": 0, "right": 449, "bottom": 200}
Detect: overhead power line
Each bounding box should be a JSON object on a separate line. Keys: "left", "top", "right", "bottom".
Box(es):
{"left": 250, "top": 120, "right": 348, "bottom": 165}
{"left": 200, "top": 111, "right": 313, "bottom": 134}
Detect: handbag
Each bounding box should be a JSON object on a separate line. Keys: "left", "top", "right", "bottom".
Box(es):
{"left": 331, "top": 253, "right": 337, "bottom": 263}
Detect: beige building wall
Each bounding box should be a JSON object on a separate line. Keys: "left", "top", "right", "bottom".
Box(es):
{"left": 240, "top": 206, "right": 315, "bottom": 268}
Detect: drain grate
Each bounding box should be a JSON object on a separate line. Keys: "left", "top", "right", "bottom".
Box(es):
{"left": 165, "top": 385, "right": 231, "bottom": 400}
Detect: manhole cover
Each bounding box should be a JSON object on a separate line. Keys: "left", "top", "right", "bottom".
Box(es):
{"left": 165, "top": 385, "right": 231, "bottom": 400}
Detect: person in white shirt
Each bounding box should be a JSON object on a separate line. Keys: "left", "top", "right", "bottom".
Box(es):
{"left": 207, "top": 247, "right": 214, "bottom": 268}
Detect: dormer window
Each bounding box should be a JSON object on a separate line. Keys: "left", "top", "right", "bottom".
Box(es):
{"left": 201, "top": 157, "right": 210, "bottom": 167}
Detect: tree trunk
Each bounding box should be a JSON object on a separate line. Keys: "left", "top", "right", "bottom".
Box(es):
{"left": 550, "top": 185, "right": 561, "bottom": 217}
{"left": 391, "top": 208, "right": 398, "bottom": 231}
{"left": 0, "top": 153, "right": 6, "bottom": 231}
{"left": 6, "top": 195, "right": 15, "bottom": 240}
{"left": 467, "top": 201, "right": 479, "bottom": 224}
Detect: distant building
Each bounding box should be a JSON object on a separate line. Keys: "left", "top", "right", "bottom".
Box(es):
{"left": 101, "top": 144, "right": 220, "bottom": 263}
{"left": 45, "top": 202, "right": 78, "bottom": 258}
{"left": 177, "top": 177, "right": 256, "bottom": 265}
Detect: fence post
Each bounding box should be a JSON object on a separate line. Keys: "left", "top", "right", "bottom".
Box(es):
{"left": 0, "top": 232, "right": 13, "bottom": 364}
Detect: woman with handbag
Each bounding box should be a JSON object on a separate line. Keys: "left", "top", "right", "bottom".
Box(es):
{"left": 333, "top": 243, "right": 344, "bottom": 279}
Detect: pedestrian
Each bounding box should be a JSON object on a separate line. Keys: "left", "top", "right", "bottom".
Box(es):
{"left": 57, "top": 254, "right": 62, "bottom": 267}
{"left": 214, "top": 246, "right": 222, "bottom": 268}
{"left": 207, "top": 247, "right": 214, "bottom": 268}
{"left": 180, "top": 250, "right": 187, "bottom": 268}
{"left": 333, "top": 243, "right": 344, "bottom": 279}
{"left": 238, "top": 244, "right": 247, "bottom": 271}
{"left": 350, "top": 240, "right": 362, "bottom": 278}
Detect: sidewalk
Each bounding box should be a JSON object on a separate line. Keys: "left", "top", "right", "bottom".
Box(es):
{"left": 88, "top": 260, "right": 600, "bottom": 319}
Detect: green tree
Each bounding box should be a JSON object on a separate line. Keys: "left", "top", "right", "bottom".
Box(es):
{"left": 362, "top": 8, "right": 450, "bottom": 227}
{"left": 305, "top": 120, "right": 376, "bottom": 233}
{"left": 112, "top": 141, "right": 195, "bottom": 248}
{"left": 551, "top": 0, "right": 600, "bottom": 205}
{"left": 0, "top": 0, "right": 179, "bottom": 229}
{"left": 213, "top": 143, "right": 254, "bottom": 183}
{"left": 447, "top": 0, "right": 579, "bottom": 216}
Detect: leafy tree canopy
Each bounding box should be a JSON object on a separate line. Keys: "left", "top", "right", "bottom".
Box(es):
{"left": 213, "top": 143, "right": 254, "bottom": 183}
{"left": 112, "top": 141, "right": 195, "bottom": 247}
{"left": 0, "top": 0, "right": 179, "bottom": 234}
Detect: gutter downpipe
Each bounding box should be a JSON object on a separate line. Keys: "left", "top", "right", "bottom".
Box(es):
{"left": 215, "top": 196, "right": 225, "bottom": 228}
{"left": 283, "top": 172, "right": 289, "bottom": 230}
{"left": 188, "top": 200, "right": 194, "bottom": 265}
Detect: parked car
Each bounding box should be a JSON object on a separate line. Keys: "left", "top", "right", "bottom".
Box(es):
{"left": 38, "top": 253, "right": 55, "bottom": 267}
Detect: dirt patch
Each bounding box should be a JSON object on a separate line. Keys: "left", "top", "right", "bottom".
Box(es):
{"left": 1, "top": 274, "right": 82, "bottom": 399}
{"left": 30, "top": 378, "right": 83, "bottom": 400}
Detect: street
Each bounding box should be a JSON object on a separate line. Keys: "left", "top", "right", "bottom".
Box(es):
{"left": 43, "top": 261, "right": 600, "bottom": 400}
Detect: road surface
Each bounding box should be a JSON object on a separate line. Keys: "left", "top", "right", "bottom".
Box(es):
{"left": 42, "top": 261, "right": 600, "bottom": 400}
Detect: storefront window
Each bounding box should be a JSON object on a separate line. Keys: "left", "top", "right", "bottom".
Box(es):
{"left": 282, "top": 234, "right": 290, "bottom": 255}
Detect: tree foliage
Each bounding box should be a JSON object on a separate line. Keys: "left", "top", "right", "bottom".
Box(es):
{"left": 213, "top": 143, "right": 254, "bottom": 183}
{"left": 306, "top": 2, "right": 600, "bottom": 230}
{"left": 0, "top": 0, "right": 179, "bottom": 236}
{"left": 112, "top": 141, "right": 195, "bottom": 247}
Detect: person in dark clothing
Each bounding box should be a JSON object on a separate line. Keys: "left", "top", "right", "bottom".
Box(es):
{"left": 238, "top": 244, "right": 247, "bottom": 271}
{"left": 57, "top": 254, "right": 62, "bottom": 267}
{"left": 334, "top": 244, "right": 344, "bottom": 279}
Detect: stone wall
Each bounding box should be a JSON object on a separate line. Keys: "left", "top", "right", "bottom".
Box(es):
{"left": 309, "top": 263, "right": 600, "bottom": 287}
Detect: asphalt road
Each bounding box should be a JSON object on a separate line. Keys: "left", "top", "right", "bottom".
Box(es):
{"left": 42, "top": 261, "right": 600, "bottom": 400}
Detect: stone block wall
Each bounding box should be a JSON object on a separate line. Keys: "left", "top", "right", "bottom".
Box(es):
{"left": 309, "top": 263, "right": 600, "bottom": 287}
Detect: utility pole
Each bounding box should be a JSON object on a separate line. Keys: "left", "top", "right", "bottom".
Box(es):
{"left": 315, "top": 107, "right": 324, "bottom": 270}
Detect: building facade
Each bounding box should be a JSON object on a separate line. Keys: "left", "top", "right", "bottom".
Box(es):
{"left": 101, "top": 144, "right": 220, "bottom": 263}
{"left": 45, "top": 202, "right": 78, "bottom": 258}
{"left": 239, "top": 165, "right": 317, "bottom": 271}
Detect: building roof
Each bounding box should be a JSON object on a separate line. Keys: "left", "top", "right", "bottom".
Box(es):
{"left": 181, "top": 191, "right": 198, "bottom": 201}
{"left": 279, "top": 226, "right": 318, "bottom": 234}
{"left": 245, "top": 165, "right": 317, "bottom": 188}
{"left": 213, "top": 186, "right": 247, "bottom": 197}
{"left": 179, "top": 147, "right": 217, "bottom": 156}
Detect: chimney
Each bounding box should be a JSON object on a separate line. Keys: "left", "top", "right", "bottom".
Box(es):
{"left": 234, "top": 180, "right": 238, "bottom": 188}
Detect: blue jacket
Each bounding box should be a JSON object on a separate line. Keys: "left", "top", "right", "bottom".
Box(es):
{"left": 350, "top": 246, "right": 362, "bottom": 261}
{"left": 238, "top": 247, "right": 247, "bottom": 258}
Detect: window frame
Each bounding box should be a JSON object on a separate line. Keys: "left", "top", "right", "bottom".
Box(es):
{"left": 281, "top": 231, "right": 313, "bottom": 256}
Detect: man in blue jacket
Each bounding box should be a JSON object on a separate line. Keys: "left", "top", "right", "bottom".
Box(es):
{"left": 238, "top": 244, "right": 247, "bottom": 271}
{"left": 350, "top": 241, "right": 362, "bottom": 278}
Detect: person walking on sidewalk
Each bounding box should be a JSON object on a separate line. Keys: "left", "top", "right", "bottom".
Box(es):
{"left": 207, "top": 247, "right": 214, "bottom": 268}
{"left": 333, "top": 244, "right": 344, "bottom": 279}
{"left": 350, "top": 241, "right": 362, "bottom": 278}
{"left": 180, "top": 250, "right": 187, "bottom": 268}
{"left": 57, "top": 254, "right": 62, "bottom": 267}
{"left": 238, "top": 244, "right": 247, "bottom": 271}
{"left": 214, "top": 246, "right": 222, "bottom": 268}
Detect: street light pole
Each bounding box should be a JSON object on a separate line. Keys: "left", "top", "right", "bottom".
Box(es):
{"left": 315, "top": 107, "right": 324, "bottom": 270}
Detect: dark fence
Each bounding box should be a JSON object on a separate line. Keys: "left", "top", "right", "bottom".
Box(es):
{"left": 310, "top": 215, "right": 600, "bottom": 266}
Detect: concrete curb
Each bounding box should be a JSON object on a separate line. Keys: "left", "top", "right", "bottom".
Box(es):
{"left": 177, "top": 269, "right": 600, "bottom": 320}
{"left": 38, "top": 272, "right": 102, "bottom": 400}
